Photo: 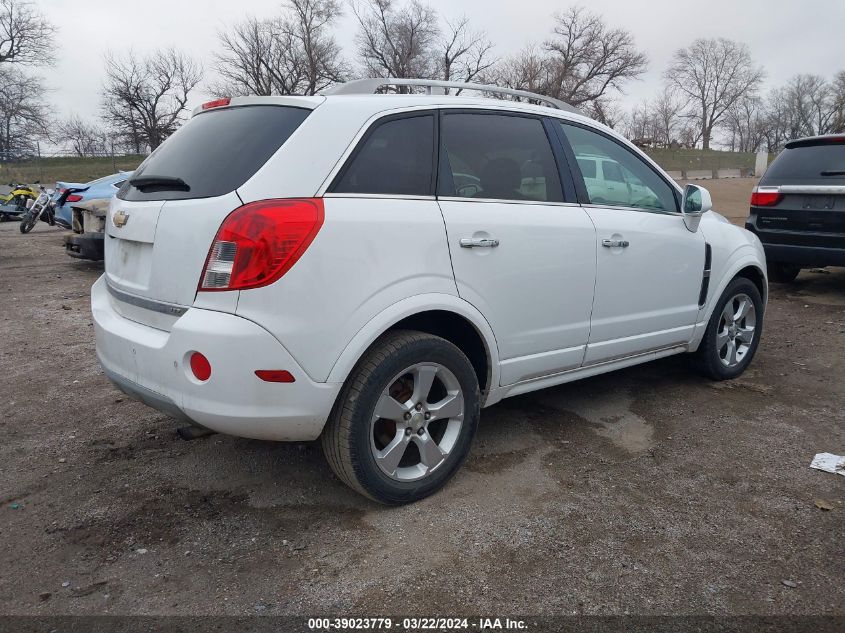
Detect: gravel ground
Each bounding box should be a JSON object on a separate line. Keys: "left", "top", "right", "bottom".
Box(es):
{"left": 0, "top": 186, "right": 843, "bottom": 618}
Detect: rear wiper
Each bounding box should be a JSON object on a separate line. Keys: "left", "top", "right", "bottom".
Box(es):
{"left": 129, "top": 175, "right": 190, "bottom": 191}
{"left": 820, "top": 170, "right": 845, "bottom": 176}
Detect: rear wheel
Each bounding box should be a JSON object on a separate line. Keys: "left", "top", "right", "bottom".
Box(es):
{"left": 322, "top": 330, "right": 480, "bottom": 505}
{"left": 693, "top": 277, "right": 764, "bottom": 380}
{"left": 768, "top": 262, "right": 800, "bottom": 283}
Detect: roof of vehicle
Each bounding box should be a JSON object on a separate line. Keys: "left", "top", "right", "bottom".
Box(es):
{"left": 784, "top": 133, "right": 845, "bottom": 149}
{"left": 192, "top": 93, "right": 594, "bottom": 123}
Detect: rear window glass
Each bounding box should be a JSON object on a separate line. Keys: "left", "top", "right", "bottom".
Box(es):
{"left": 764, "top": 144, "right": 845, "bottom": 182}
{"left": 120, "top": 105, "right": 310, "bottom": 201}
{"left": 330, "top": 115, "right": 435, "bottom": 196}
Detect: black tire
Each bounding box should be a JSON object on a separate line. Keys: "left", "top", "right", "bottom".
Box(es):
{"left": 322, "top": 329, "right": 481, "bottom": 505}
{"left": 693, "top": 277, "right": 764, "bottom": 380}
{"left": 19, "top": 213, "right": 34, "bottom": 233}
{"left": 767, "top": 262, "right": 800, "bottom": 284}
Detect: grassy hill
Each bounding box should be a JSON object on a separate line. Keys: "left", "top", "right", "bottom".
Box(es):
{"left": 0, "top": 155, "right": 146, "bottom": 185}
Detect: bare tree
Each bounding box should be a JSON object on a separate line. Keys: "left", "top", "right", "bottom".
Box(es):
{"left": 0, "top": 0, "right": 56, "bottom": 66}
{"left": 651, "top": 89, "right": 684, "bottom": 147}
{"left": 487, "top": 45, "right": 547, "bottom": 94}
{"left": 101, "top": 48, "right": 202, "bottom": 150}
{"left": 723, "top": 95, "right": 766, "bottom": 152}
{"left": 211, "top": 18, "right": 285, "bottom": 97}
{"left": 211, "top": 0, "right": 347, "bottom": 97}
{"left": 783, "top": 74, "right": 836, "bottom": 137}
{"left": 492, "top": 7, "right": 646, "bottom": 114}
{"left": 542, "top": 7, "right": 647, "bottom": 107}
{"left": 665, "top": 38, "right": 764, "bottom": 150}
{"left": 437, "top": 17, "right": 495, "bottom": 89}
{"left": 0, "top": 66, "right": 47, "bottom": 158}
{"left": 56, "top": 115, "right": 109, "bottom": 157}
{"left": 351, "top": 0, "right": 440, "bottom": 82}
{"left": 289, "top": 0, "right": 348, "bottom": 94}
{"left": 832, "top": 70, "right": 845, "bottom": 134}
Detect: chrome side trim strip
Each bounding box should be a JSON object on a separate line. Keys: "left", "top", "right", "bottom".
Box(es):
{"left": 106, "top": 281, "right": 188, "bottom": 317}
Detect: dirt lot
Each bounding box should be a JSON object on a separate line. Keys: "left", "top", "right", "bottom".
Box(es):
{"left": 1, "top": 179, "right": 843, "bottom": 621}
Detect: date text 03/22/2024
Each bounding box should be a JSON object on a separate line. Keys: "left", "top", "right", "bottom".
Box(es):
{"left": 307, "top": 617, "right": 528, "bottom": 630}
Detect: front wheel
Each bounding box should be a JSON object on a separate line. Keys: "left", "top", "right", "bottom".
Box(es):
{"left": 322, "top": 330, "right": 481, "bottom": 505}
{"left": 19, "top": 212, "right": 36, "bottom": 233}
{"left": 693, "top": 277, "right": 764, "bottom": 380}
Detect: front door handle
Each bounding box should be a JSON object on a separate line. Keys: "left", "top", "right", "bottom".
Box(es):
{"left": 460, "top": 237, "right": 500, "bottom": 248}
{"left": 602, "top": 238, "right": 630, "bottom": 248}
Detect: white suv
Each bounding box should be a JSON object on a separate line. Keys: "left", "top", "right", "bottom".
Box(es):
{"left": 92, "top": 79, "right": 767, "bottom": 504}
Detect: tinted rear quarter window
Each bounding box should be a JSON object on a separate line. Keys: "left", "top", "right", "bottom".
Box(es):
{"left": 120, "top": 105, "right": 310, "bottom": 201}
{"left": 763, "top": 143, "right": 845, "bottom": 183}
{"left": 331, "top": 115, "right": 435, "bottom": 196}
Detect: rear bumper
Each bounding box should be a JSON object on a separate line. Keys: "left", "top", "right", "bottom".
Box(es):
{"left": 745, "top": 223, "right": 845, "bottom": 267}
{"left": 65, "top": 232, "right": 104, "bottom": 261}
{"left": 91, "top": 276, "right": 341, "bottom": 441}
{"left": 761, "top": 243, "right": 845, "bottom": 267}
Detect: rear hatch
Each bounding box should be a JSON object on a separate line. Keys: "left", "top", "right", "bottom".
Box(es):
{"left": 105, "top": 102, "right": 311, "bottom": 329}
{"left": 751, "top": 137, "right": 845, "bottom": 246}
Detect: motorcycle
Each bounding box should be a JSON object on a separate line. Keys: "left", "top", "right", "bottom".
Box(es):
{"left": 0, "top": 183, "right": 39, "bottom": 221}
{"left": 19, "top": 185, "right": 56, "bottom": 233}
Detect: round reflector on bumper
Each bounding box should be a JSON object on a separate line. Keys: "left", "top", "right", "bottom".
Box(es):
{"left": 190, "top": 352, "right": 212, "bottom": 381}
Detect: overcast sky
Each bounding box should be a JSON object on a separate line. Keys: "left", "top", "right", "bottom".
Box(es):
{"left": 42, "top": 0, "right": 845, "bottom": 125}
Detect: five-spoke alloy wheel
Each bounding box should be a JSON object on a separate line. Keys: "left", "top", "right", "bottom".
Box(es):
{"left": 695, "top": 277, "right": 764, "bottom": 380}
{"left": 322, "top": 330, "right": 480, "bottom": 505}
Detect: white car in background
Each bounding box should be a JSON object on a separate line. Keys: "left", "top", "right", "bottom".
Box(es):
{"left": 92, "top": 79, "right": 768, "bottom": 504}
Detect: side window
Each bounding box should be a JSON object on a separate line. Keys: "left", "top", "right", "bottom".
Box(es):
{"left": 558, "top": 122, "right": 678, "bottom": 212}
{"left": 440, "top": 113, "right": 563, "bottom": 202}
{"left": 331, "top": 114, "right": 434, "bottom": 196}
{"left": 576, "top": 158, "right": 596, "bottom": 179}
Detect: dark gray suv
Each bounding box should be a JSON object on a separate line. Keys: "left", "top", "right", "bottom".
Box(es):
{"left": 746, "top": 134, "right": 845, "bottom": 282}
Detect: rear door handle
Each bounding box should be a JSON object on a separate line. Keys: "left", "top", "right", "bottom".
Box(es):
{"left": 460, "top": 237, "right": 500, "bottom": 248}
{"left": 602, "top": 238, "right": 629, "bottom": 248}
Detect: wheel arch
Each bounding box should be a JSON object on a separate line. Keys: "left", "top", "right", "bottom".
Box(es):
{"left": 735, "top": 264, "right": 768, "bottom": 305}
{"left": 326, "top": 294, "right": 500, "bottom": 404}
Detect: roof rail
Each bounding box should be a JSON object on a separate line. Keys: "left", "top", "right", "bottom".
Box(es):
{"left": 322, "top": 78, "right": 583, "bottom": 115}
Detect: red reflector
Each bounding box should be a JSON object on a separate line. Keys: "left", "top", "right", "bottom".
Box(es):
{"left": 750, "top": 190, "right": 783, "bottom": 207}
{"left": 255, "top": 370, "right": 295, "bottom": 383}
{"left": 202, "top": 97, "right": 231, "bottom": 110}
{"left": 198, "top": 198, "right": 324, "bottom": 291}
{"left": 190, "top": 352, "right": 212, "bottom": 381}
{"left": 66, "top": 194, "right": 83, "bottom": 203}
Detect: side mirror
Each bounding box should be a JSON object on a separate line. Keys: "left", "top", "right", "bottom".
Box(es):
{"left": 681, "top": 183, "right": 712, "bottom": 232}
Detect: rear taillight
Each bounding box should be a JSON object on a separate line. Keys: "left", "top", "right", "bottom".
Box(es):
{"left": 750, "top": 187, "right": 783, "bottom": 207}
{"left": 199, "top": 198, "right": 324, "bottom": 292}
{"left": 66, "top": 194, "right": 83, "bottom": 203}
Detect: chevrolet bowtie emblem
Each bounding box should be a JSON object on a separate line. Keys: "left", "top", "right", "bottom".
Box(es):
{"left": 113, "top": 210, "right": 130, "bottom": 228}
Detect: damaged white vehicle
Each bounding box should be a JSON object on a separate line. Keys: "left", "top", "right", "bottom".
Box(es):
{"left": 92, "top": 79, "right": 768, "bottom": 504}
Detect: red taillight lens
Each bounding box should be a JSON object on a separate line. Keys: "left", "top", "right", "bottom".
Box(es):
{"left": 190, "top": 352, "right": 212, "bottom": 381}
{"left": 202, "top": 97, "right": 231, "bottom": 110}
{"left": 255, "top": 370, "right": 295, "bottom": 383}
{"left": 199, "top": 198, "right": 324, "bottom": 291}
{"left": 750, "top": 188, "right": 783, "bottom": 207}
{"left": 66, "top": 194, "right": 83, "bottom": 203}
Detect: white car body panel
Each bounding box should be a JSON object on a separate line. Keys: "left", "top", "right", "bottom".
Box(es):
{"left": 234, "top": 196, "right": 458, "bottom": 382}
{"left": 93, "top": 92, "right": 767, "bottom": 442}
{"left": 582, "top": 206, "right": 706, "bottom": 364}
{"left": 438, "top": 198, "right": 596, "bottom": 385}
